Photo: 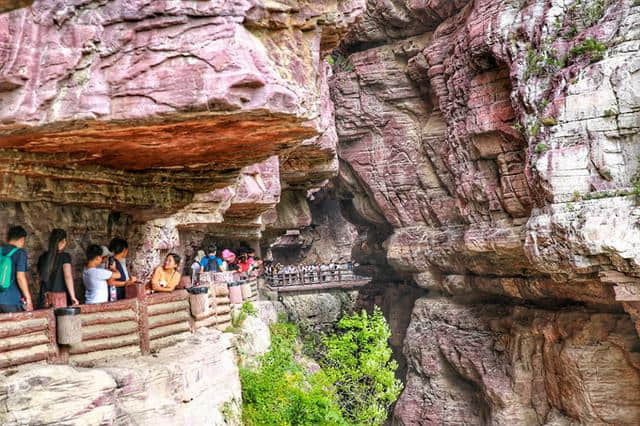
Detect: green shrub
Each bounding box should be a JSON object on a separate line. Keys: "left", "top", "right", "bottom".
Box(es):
{"left": 565, "top": 0, "right": 609, "bottom": 36}
{"left": 328, "top": 53, "right": 353, "bottom": 73}
{"left": 569, "top": 37, "right": 607, "bottom": 62}
{"left": 240, "top": 322, "right": 347, "bottom": 426}
{"left": 241, "top": 301, "right": 257, "bottom": 317}
{"left": 535, "top": 143, "right": 550, "bottom": 154}
{"left": 319, "top": 307, "right": 403, "bottom": 425}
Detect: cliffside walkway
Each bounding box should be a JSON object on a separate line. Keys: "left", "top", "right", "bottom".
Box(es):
{"left": 264, "top": 264, "right": 371, "bottom": 293}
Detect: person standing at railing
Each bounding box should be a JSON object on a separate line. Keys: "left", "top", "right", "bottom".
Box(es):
{"left": 0, "top": 226, "right": 33, "bottom": 312}
{"left": 107, "top": 238, "right": 137, "bottom": 301}
{"left": 200, "top": 245, "right": 223, "bottom": 273}
{"left": 36, "top": 228, "right": 79, "bottom": 308}
{"left": 83, "top": 244, "right": 121, "bottom": 304}
{"left": 151, "top": 253, "right": 181, "bottom": 293}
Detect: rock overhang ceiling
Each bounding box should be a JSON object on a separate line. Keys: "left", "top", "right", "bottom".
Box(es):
{"left": 0, "top": 0, "right": 365, "bottom": 221}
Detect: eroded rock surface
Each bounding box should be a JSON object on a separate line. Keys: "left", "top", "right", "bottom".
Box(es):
{"left": 329, "top": 0, "right": 640, "bottom": 423}
{"left": 0, "top": 329, "right": 242, "bottom": 425}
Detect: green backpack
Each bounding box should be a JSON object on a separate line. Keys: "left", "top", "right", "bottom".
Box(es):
{"left": 0, "top": 247, "right": 18, "bottom": 291}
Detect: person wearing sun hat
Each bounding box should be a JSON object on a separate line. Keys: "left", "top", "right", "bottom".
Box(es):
{"left": 222, "top": 249, "right": 239, "bottom": 271}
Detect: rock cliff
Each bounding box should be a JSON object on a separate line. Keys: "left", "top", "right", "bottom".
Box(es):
{"left": 329, "top": 0, "right": 640, "bottom": 423}
{"left": 2, "top": 0, "right": 640, "bottom": 424}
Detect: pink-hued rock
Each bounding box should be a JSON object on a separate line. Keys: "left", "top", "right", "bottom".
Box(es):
{"left": 330, "top": 0, "right": 640, "bottom": 424}
{"left": 395, "top": 297, "right": 640, "bottom": 425}
{"left": 0, "top": 0, "right": 364, "bottom": 214}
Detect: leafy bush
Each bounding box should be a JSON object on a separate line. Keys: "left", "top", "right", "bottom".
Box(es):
{"left": 328, "top": 53, "right": 353, "bottom": 73}
{"left": 240, "top": 322, "right": 347, "bottom": 426}
{"left": 535, "top": 143, "right": 550, "bottom": 154}
{"left": 569, "top": 37, "right": 607, "bottom": 62}
{"left": 319, "top": 307, "right": 403, "bottom": 425}
{"left": 241, "top": 300, "right": 257, "bottom": 317}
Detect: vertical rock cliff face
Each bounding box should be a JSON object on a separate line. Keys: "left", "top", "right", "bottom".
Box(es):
{"left": 330, "top": 0, "right": 640, "bottom": 423}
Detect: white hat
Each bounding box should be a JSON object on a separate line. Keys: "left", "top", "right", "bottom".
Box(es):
{"left": 100, "top": 245, "right": 113, "bottom": 257}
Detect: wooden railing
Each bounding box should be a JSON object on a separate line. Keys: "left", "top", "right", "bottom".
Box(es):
{"left": 264, "top": 264, "right": 370, "bottom": 288}
{"left": 0, "top": 272, "right": 237, "bottom": 369}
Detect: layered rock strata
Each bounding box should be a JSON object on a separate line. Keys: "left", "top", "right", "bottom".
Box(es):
{"left": 330, "top": 0, "right": 640, "bottom": 423}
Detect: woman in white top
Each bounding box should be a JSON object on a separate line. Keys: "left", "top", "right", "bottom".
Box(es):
{"left": 83, "top": 244, "right": 120, "bottom": 304}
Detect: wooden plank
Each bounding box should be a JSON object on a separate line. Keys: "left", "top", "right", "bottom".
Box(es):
{"left": 0, "top": 344, "right": 49, "bottom": 369}
{"left": 0, "top": 317, "right": 47, "bottom": 339}
{"left": 149, "top": 332, "right": 191, "bottom": 352}
{"left": 82, "top": 321, "right": 139, "bottom": 341}
{"left": 148, "top": 290, "right": 189, "bottom": 305}
{"left": 149, "top": 321, "right": 191, "bottom": 340}
{"left": 68, "top": 333, "right": 140, "bottom": 355}
{"left": 194, "top": 315, "right": 218, "bottom": 329}
{"left": 0, "top": 331, "right": 49, "bottom": 353}
{"left": 0, "top": 309, "right": 50, "bottom": 322}
{"left": 216, "top": 305, "right": 231, "bottom": 315}
{"left": 80, "top": 309, "right": 137, "bottom": 326}
{"left": 215, "top": 313, "right": 232, "bottom": 325}
{"left": 148, "top": 300, "right": 189, "bottom": 316}
{"left": 215, "top": 297, "right": 230, "bottom": 306}
{"left": 148, "top": 311, "right": 191, "bottom": 329}
{"left": 79, "top": 299, "right": 137, "bottom": 314}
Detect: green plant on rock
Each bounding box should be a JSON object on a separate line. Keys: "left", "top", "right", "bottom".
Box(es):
{"left": 535, "top": 143, "right": 550, "bottom": 154}
{"left": 241, "top": 301, "right": 257, "bottom": 317}
{"left": 564, "top": 0, "right": 609, "bottom": 36}
{"left": 240, "top": 321, "right": 347, "bottom": 426}
{"left": 541, "top": 117, "right": 558, "bottom": 126}
{"left": 569, "top": 37, "right": 607, "bottom": 63}
{"left": 524, "top": 47, "right": 565, "bottom": 79}
{"left": 328, "top": 53, "right": 353, "bottom": 73}
{"left": 529, "top": 121, "right": 541, "bottom": 137}
{"left": 319, "top": 307, "right": 403, "bottom": 425}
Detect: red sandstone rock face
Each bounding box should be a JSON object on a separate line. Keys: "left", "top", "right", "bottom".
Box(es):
{"left": 397, "top": 298, "right": 640, "bottom": 425}
{"left": 0, "top": 0, "right": 363, "bottom": 215}
{"left": 330, "top": 0, "right": 640, "bottom": 423}
{"left": 0, "top": 0, "right": 30, "bottom": 13}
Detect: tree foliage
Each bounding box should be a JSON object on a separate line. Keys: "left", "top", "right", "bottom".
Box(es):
{"left": 320, "top": 307, "right": 403, "bottom": 425}
{"left": 240, "top": 307, "right": 402, "bottom": 425}
{"left": 240, "top": 322, "right": 347, "bottom": 426}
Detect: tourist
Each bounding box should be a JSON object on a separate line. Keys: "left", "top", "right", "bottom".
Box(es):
{"left": 107, "top": 238, "right": 137, "bottom": 301}
{"left": 237, "top": 250, "right": 251, "bottom": 273}
{"left": 222, "top": 249, "right": 239, "bottom": 271}
{"left": 83, "top": 244, "right": 120, "bottom": 304}
{"left": 36, "top": 228, "right": 78, "bottom": 308}
{"left": 150, "top": 253, "right": 181, "bottom": 292}
{"left": 190, "top": 257, "right": 201, "bottom": 285}
{"left": 200, "top": 245, "right": 222, "bottom": 272}
{"left": 0, "top": 226, "right": 33, "bottom": 312}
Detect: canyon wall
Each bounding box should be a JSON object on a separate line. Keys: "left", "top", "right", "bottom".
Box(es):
{"left": 329, "top": 0, "right": 640, "bottom": 424}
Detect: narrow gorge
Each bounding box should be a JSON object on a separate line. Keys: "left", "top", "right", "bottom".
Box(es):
{"left": 1, "top": 0, "right": 640, "bottom": 425}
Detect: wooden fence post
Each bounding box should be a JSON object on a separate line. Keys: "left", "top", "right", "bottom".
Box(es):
{"left": 133, "top": 282, "right": 150, "bottom": 355}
